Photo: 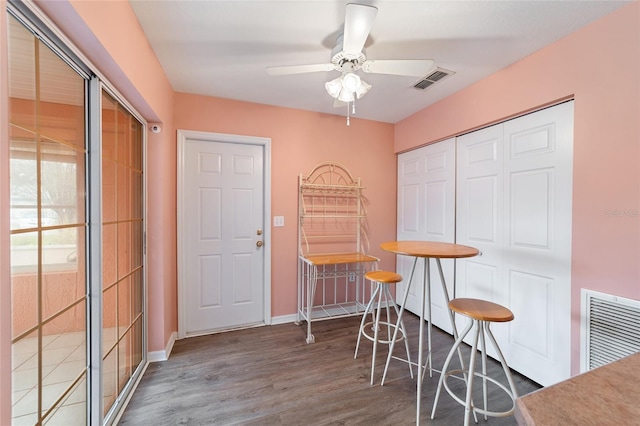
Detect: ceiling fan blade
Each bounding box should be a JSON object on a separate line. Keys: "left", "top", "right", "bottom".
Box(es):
{"left": 362, "top": 59, "right": 437, "bottom": 77}
{"left": 266, "top": 63, "right": 336, "bottom": 76}
{"left": 333, "top": 98, "right": 347, "bottom": 108}
{"left": 342, "top": 3, "right": 378, "bottom": 57}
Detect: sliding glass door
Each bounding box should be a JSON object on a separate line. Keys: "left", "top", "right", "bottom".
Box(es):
{"left": 8, "top": 13, "right": 89, "bottom": 425}
{"left": 100, "top": 91, "right": 144, "bottom": 421}
{"left": 8, "top": 6, "right": 146, "bottom": 425}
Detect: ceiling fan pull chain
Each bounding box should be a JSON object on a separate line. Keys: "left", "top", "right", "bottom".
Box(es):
{"left": 352, "top": 99, "right": 356, "bottom": 115}
{"left": 347, "top": 101, "right": 351, "bottom": 126}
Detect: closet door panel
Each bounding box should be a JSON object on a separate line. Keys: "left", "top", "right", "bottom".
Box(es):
{"left": 423, "top": 142, "right": 456, "bottom": 332}
{"left": 455, "top": 101, "right": 573, "bottom": 387}
{"left": 456, "top": 124, "right": 504, "bottom": 306}
{"left": 397, "top": 149, "right": 426, "bottom": 316}
{"left": 508, "top": 270, "right": 553, "bottom": 358}
{"left": 398, "top": 152, "right": 423, "bottom": 238}
{"left": 510, "top": 169, "right": 552, "bottom": 248}
{"left": 399, "top": 183, "right": 420, "bottom": 234}
{"left": 396, "top": 138, "right": 455, "bottom": 333}
{"left": 502, "top": 101, "right": 574, "bottom": 386}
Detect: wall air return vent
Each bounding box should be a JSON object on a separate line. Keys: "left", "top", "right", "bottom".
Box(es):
{"left": 413, "top": 68, "right": 454, "bottom": 90}
{"left": 581, "top": 289, "right": 640, "bottom": 373}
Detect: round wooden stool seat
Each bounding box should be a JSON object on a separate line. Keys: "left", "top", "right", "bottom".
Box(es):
{"left": 448, "top": 298, "right": 514, "bottom": 323}
{"left": 364, "top": 270, "right": 402, "bottom": 284}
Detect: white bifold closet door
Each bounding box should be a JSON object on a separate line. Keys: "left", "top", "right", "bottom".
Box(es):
{"left": 396, "top": 138, "right": 456, "bottom": 333}
{"left": 456, "top": 101, "right": 574, "bottom": 386}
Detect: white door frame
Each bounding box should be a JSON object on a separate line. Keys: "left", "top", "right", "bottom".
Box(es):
{"left": 176, "top": 129, "right": 272, "bottom": 339}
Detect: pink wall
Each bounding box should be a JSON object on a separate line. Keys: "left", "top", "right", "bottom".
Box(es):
{"left": 395, "top": 2, "right": 640, "bottom": 375}
{"left": 34, "top": 0, "right": 178, "bottom": 354}
{"left": 174, "top": 93, "right": 397, "bottom": 316}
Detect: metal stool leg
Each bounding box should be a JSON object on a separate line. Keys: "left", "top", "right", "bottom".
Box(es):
{"left": 390, "top": 291, "right": 414, "bottom": 379}
{"left": 369, "top": 286, "right": 384, "bottom": 385}
{"left": 485, "top": 321, "right": 519, "bottom": 403}
{"left": 381, "top": 258, "right": 417, "bottom": 386}
{"left": 381, "top": 284, "right": 414, "bottom": 380}
{"left": 431, "top": 320, "right": 474, "bottom": 419}
{"left": 463, "top": 321, "right": 481, "bottom": 426}
{"left": 355, "top": 283, "right": 380, "bottom": 359}
{"left": 480, "top": 321, "right": 488, "bottom": 421}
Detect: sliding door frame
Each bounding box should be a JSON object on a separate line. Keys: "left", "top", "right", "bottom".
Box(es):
{"left": 7, "top": 2, "right": 149, "bottom": 424}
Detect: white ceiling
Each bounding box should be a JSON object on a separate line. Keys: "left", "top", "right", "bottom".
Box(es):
{"left": 129, "top": 0, "right": 629, "bottom": 124}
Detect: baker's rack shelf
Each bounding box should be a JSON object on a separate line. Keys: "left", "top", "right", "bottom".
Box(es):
{"left": 296, "top": 162, "right": 378, "bottom": 343}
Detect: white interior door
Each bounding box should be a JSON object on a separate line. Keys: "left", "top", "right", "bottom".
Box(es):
{"left": 456, "top": 101, "right": 573, "bottom": 386}
{"left": 397, "top": 138, "right": 456, "bottom": 332}
{"left": 178, "top": 131, "right": 269, "bottom": 338}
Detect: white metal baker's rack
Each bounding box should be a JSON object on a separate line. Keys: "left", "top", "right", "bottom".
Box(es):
{"left": 296, "top": 162, "right": 378, "bottom": 343}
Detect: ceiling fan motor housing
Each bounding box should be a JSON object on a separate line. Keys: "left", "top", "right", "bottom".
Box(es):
{"left": 331, "top": 34, "right": 366, "bottom": 70}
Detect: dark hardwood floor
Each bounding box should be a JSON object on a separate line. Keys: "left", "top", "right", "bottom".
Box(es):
{"left": 118, "top": 313, "right": 540, "bottom": 425}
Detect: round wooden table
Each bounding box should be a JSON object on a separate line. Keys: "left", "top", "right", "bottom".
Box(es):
{"left": 380, "top": 241, "right": 480, "bottom": 425}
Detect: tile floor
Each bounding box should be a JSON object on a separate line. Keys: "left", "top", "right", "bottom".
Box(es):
{"left": 10, "top": 329, "right": 115, "bottom": 426}
{"left": 11, "top": 330, "right": 87, "bottom": 425}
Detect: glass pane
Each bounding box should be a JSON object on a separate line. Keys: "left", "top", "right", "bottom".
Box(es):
{"left": 9, "top": 13, "right": 88, "bottom": 426}
{"left": 103, "top": 223, "right": 117, "bottom": 287}
{"left": 103, "top": 285, "right": 117, "bottom": 356}
{"left": 117, "top": 221, "right": 131, "bottom": 279}
{"left": 101, "top": 88, "right": 144, "bottom": 418}
{"left": 42, "top": 226, "right": 84, "bottom": 272}
{"left": 9, "top": 134, "right": 38, "bottom": 232}
{"left": 41, "top": 302, "right": 86, "bottom": 414}
{"left": 40, "top": 140, "right": 85, "bottom": 227}
{"left": 7, "top": 16, "right": 36, "bottom": 131}
{"left": 131, "top": 169, "right": 143, "bottom": 220}
{"left": 116, "top": 106, "right": 130, "bottom": 167}
{"left": 132, "top": 269, "right": 143, "bottom": 318}
{"left": 41, "top": 228, "right": 85, "bottom": 324}
{"left": 102, "top": 349, "right": 117, "bottom": 416}
{"left": 43, "top": 375, "right": 86, "bottom": 425}
{"left": 11, "top": 232, "right": 38, "bottom": 337}
{"left": 11, "top": 330, "right": 40, "bottom": 425}
{"left": 132, "top": 317, "right": 143, "bottom": 370}
{"left": 131, "top": 122, "right": 143, "bottom": 171}
{"left": 102, "top": 157, "right": 117, "bottom": 223}
{"left": 117, "top": 164, "right": 131, "bottom": 221}
{"left": 38, "top": 38, "right": 85, "bottom": 150}
{"left": 102, "top": 92, "right": 117, "bottom": 161}
{"left": 118, "top": 275, "right": 132, "bottom": 339}
{"left": 132, "top": 221, "right": 143, "bottom": 269}
{"left": 118, "top": 328, "right": 133, "bottom": 393}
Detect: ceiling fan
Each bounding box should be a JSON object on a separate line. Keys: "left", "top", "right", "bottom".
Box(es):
{"left": 266, "top": 3, "right": 437, "bottom": 113}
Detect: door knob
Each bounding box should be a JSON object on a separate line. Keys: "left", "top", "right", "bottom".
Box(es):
{"left": 256, "top": 240, "right": 264, "bottom": 247}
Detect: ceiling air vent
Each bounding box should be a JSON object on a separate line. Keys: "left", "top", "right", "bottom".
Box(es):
{"left": 413, "top": 68, "right": 454, "bottom": 90}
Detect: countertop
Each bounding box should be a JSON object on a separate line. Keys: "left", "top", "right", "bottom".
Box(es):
{"left": 515, "top": 352, "right": 640, "bottom": 425}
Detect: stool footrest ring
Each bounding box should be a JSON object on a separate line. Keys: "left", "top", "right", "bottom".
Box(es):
{"left": 442, "top": 369, "right": 516, "bottom": 418}
{"left": 361, "top": 321, "right": 407, "bottom": 345}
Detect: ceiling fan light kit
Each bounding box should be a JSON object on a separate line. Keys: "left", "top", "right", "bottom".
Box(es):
{"left": 266, "top": 3, "right": 438, "bottom": 125}
{"left": 325, "top": 71, "right": 371, "bottom": 102}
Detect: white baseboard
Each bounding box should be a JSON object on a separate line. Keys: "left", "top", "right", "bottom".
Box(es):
{"left": 271, "top": 313, "right": 297, "bottom": 325}
{"left": 148, "top": 317, "right": 299, "bottom": 362}
{"left": 148, "top": 331, "right": 177, "bottom": 362}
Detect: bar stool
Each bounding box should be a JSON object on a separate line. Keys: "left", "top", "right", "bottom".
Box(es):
{"left": 432, "top": 298, "right": 518, "bottom": 425}
{"left": 354, "top": 270, "right": 413, "bottom": 385}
